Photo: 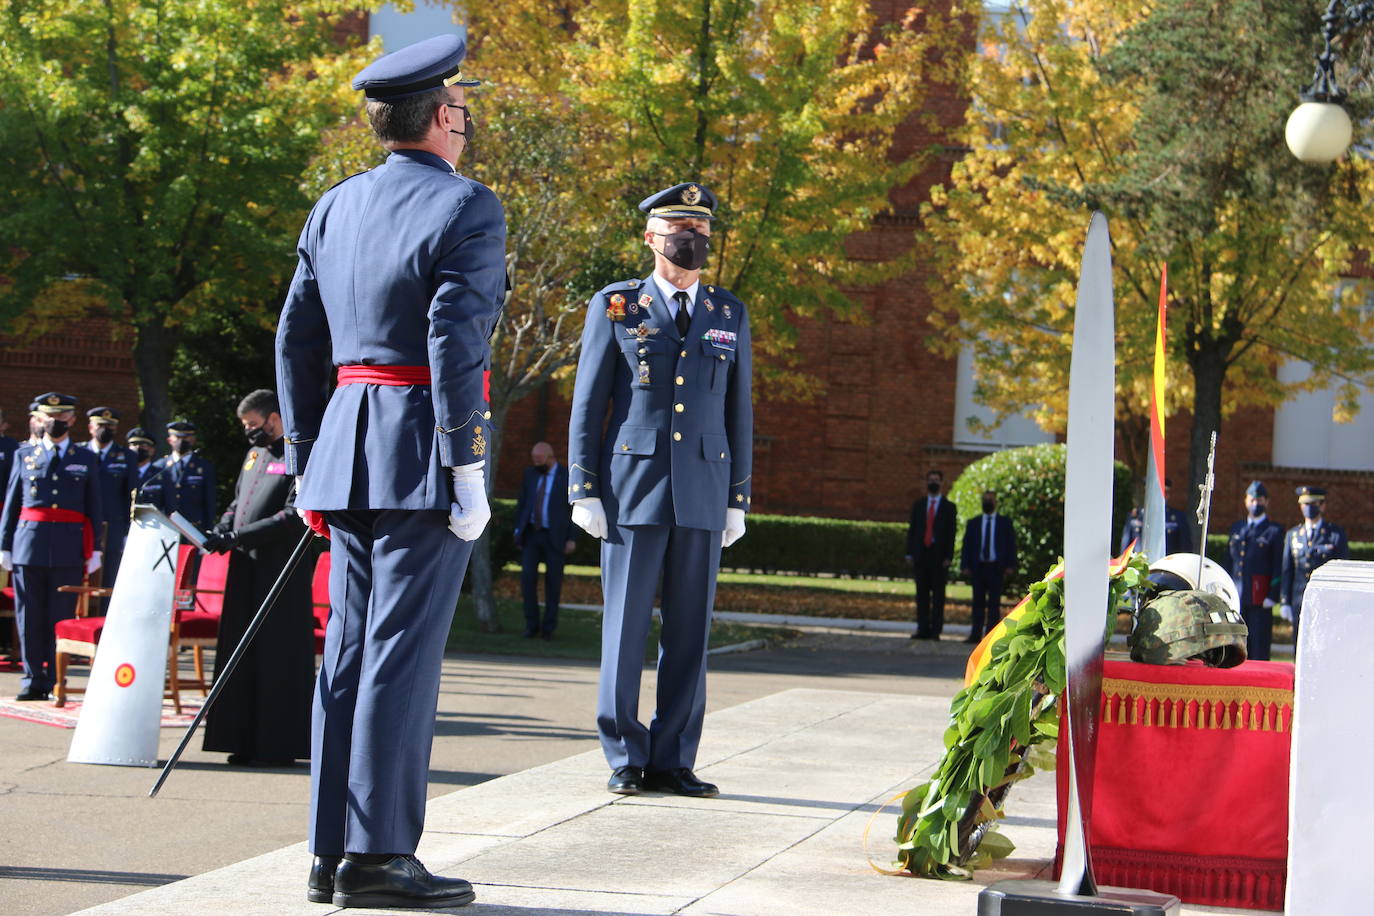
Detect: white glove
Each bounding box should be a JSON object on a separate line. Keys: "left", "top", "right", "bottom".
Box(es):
{"left": 448, "top": 462, "right": 490, "bottom": 541}
{"left": 0, "top": 550, "right": 11, "bottom": 572}
{"left": 86, "top": 551, "right": 103, "bottom": 575}
{"left": 1262, "top": 597, "right": 1275, "bottom": 609}
{"left": 571, "top": 497, "right": 608, "bottom": 540}
{"left": 295, "top": 475, "right": 307, "bottom": 521}
{"left": 723, "top": 508, "right": 747, "bottom": 548}
{"left": 1279, "top": 604, "right": 1294, "bottom": 623}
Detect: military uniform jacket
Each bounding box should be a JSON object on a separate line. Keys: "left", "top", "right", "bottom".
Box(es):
{"left": 85, "top": 441, "right": 137, "bottom": 547}
{"left": 1227, "top": 516, "right": 1284, "bottom": 606}
{"left": 567, "top": 276, "right": 753, "bottom": 530}
{"left": 276, "top": 149, "right": 506, "bottom": 511}
{"left": 1281, "top": 520, "right": 1350, "bottom": 610}
{"left": 0, "top": 441, "right": 105, "bottom": 566}
{"left": 131, "top": 461, "right": 165, "bottom": 509}
{"left": 156, "top": 453, "right": 217, "bottom": 531}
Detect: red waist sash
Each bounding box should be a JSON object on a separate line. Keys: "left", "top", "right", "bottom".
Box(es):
{"left": 336, "top": 365, "right": 491, "bottom": 401}
{"left": 20, "top": 507, "right": 94, "bottom": 559}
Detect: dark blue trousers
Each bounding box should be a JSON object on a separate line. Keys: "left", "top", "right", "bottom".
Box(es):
{"left": 13, "top": 564, "right": 81, "bottom": 692}
{"left": 310, "top": 509, "right": 470, "bottom": 856}
{"left": 598, "top": 524, "right": 720, "bottom": 772}
{"left": 519, "top": 528, "right": 565, "bottom": 635}
{"left": 1241, "top": 603, "right": 1273, "bottom": 661}
{"left": 969, "top": 561, "right": 1006, "bottom": 641}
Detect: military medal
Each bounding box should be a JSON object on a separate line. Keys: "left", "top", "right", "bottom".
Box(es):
{"left": 638, "top": 293, "right": 652, "bottom": 311}
{"left": 722, "top": 302, "right": 732, "bottom": 319}
{"left": 606, "top": 294, "right": 627, "bottom": 321}
{"left": 704, "top": 298, "right": 714, "bottom": 312}
{"left": 243, "top": 453, "right": 258, "bottom": 471}
{"left": 634, "top": 324, "right": 660, "bottom": 339}
{"left": 638, "top": 360, "right": 651, "bottom": 386}
{"left": 628, "top": 298, "right": 639, "bottom": 314}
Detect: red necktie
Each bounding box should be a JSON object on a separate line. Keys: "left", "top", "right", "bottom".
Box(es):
{"left": 924, "top": 498, "right": 935, "bottom": 547}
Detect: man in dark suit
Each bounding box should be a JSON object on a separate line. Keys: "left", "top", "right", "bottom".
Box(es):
{"left": 960, "top": 490, "right": 1018, "bottom": 643}
{"left": 0, "top": 393, "right": 105, "bottom": 700}
{"left": 201, "top": 389, "right": 314, "bottom": 766}
{"left": 906, "top": 469, "right": 957, "bottom": 640}
{"left": 276, "top": 35, "right": 504, "bottom": 909}
{"left": 513, "top": 441, "right": 576, "bottom": 639}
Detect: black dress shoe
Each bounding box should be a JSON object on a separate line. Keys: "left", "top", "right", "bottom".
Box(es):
{"left": 15, "top": 688, "right": 49, "bottom": 701}
{"left": 227, "top": 753, "right": 253, "bottom": 766}
{"left": 307, "top": 855, "right": 340, "bottom": 904}
{"left": 607, "top": 765, "right": 643, "bottom": 795}
{"left": 332, "top": 854, "right": 475, "bottom": 909}
{"left": 644, "top": 767, "right": 719, "bottom": 798}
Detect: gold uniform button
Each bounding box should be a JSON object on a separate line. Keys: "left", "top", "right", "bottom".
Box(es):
{"left": 474, "top": 426, "right": 482, "bottom": 434}
{"left": 638, "top": 348, "right": 646, "bottom": 356}
{"left": 673, "top": 432, "right": 682, "bottom": 441}
{"left": 674, "top": 403, "right": 684, "bottom": 413}
{"left": 680, "top": 350, "right": 687, "bottom": 358}
{"left": 720, "top": 451, "right": 726, "bottom": 459}
{"left": 51, "top": 502, "right": 58, "bottom": 508}
{"left": 719, "top": 354, "right": 726, "bottom": 361}
{"left": 675, "top": 376, "right": 684, "bottom": 385}
{"left": 484, "top": 411, "right": 491, "bottom": 420}
{"left": 622, "top": 444, "right": 630, "bottom": 451}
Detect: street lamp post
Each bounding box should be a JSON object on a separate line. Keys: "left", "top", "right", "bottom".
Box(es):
{"left": 1287, "top": 0, "right": 1374, "bottom": 163}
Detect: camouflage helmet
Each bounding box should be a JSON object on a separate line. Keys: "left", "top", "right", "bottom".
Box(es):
{"left": 1130, "top": 589, "right": 1248, "bottom": 668}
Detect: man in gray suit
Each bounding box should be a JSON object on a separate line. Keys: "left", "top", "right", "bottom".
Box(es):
{"left": 567, "top": 182, "right": 753, "bottom": 799}
{"left": 276, "top": 34, "right": 505, "bottom": 910}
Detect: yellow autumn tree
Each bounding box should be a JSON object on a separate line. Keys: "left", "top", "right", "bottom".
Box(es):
{"left": 924, "top": 0, "right": 1374, "bottom": 497}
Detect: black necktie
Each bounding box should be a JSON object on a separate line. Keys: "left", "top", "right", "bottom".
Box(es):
{"left": 674, "top": 291, "right": 691, "bottom": 337}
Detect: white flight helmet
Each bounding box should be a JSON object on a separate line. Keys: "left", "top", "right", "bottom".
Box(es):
{"left": 1146, "top": 553, "right": 1241, "bottom": 614}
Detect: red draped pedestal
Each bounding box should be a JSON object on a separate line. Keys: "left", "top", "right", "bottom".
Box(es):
{"left": 1054, "top": 658, "right": 1293, "bottom": 911}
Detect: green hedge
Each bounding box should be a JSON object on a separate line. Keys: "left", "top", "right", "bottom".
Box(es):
{"left": 948, "top": 444, "right": 1133, "bottom": 591}
{"left": 1204, "top": 533, "right": 1374, "bottom": 566}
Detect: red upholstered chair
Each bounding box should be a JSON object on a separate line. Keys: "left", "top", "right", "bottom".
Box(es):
{"left": 53, "top": 544, "right": 197, "bottom": 709}
{"left": 311, "top": 551, "right": 331, "bottom": 659}
{"left": 168, "top": 549, "right": 229, "bottom": 711}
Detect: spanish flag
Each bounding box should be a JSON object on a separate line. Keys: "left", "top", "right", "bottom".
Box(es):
{"left": 963, "top": 545, "right": 1137, "bottom": 686}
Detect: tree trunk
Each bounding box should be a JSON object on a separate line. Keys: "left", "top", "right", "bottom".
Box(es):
{"left": 133, "top": 317, "right": 174, "bottom": 436}
{"left": 469, "top": 400, "right": 508, "bottom": 632}
{"left": 1186, "top": 352, "right": 1226, "bottom": 551}
{"left": 1116, "top": 411, "right": 1149, "bottom": 507}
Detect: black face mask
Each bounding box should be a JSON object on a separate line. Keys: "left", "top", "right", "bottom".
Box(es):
{"left": 245, "top": 426, "right": 272, "bottom": 448}
{"left": 45, "top": 418, "right": 70, "bottom": 439}
{"left": 135, "top": 447, "right": 154, "bottom": 463}
{"left": 94, "top": 427, "right": 115, "bottom": 445}
{"left": 1302, "top": 503, "right": 1322, "bottom": 520}
{"left": 658, "top": 230, "right": 710, "bottom": 271}
{"left": 982, "top": 500, "right": 996, "bottom": 514}
{"left": 447, "top": 103, "right": 474, "bottom": 145}
{"left": 172, "top": 438, "right": 193, "bottom": 455}
{"left": 927, "top": 481, "right": 941, "bottom": 494}
{"left": 1248, "top": 503, "right": 1265, "bottom": 517}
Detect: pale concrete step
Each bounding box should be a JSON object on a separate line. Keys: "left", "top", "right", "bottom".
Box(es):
{"left": 73, "top": 688, "right": 1269, "bottom": 915}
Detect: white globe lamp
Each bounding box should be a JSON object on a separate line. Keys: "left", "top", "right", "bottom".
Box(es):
{"left": 1286, "top": 100, "right": 1353, "bottom": 164}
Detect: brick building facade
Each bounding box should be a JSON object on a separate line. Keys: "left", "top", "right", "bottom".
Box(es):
{"left": 5, "top": 2, "right": 1371, "bottom": 541}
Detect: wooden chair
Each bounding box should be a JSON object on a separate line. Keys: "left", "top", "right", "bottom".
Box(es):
{"left": 168, "top": 550, "right": 229, "bottom": 711}
{"left": 53, "top": 544, "right": 198, "bottom": 709}
{"left": 311, "top": 551, "right": 331, "bottom": 659}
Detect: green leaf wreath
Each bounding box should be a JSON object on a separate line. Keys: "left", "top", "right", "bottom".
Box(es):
{"left": 894, "top": 552, "right": 1150, "bottom": 878}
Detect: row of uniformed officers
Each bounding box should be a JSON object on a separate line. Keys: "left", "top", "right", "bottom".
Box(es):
{"left": 0, "top": 394, "right": 217, "bottom": 700}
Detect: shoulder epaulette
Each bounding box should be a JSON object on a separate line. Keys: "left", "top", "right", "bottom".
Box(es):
{"left": 598, "top": 277, "right": 644, "bottom": 296}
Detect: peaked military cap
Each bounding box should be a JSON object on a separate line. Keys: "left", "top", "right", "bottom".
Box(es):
{"left": 28, "top": 400, "right": 43, "bottom": 418}
{"left": 1246, "top": 480, "right": 1267, "bottom": 498}
{"left": 33, "top": 392, "right": 77, "bottom": 414}
{"left": 351, "top": 34, "right": 479, "bottom": 101}
{"left": 126, "top": 426, "right": 155, "bottom": 446}
{"left": 166, "top": 420, "right": 197, "bottom": 435}
{"left": 87, "top": 406, "right": 120, "bottom": 424}
{"left": 1296, "top": 485, "right": 1327, "bottom": 503}
{"left": 639, "top": 182, "right": 718, "bottom": 220}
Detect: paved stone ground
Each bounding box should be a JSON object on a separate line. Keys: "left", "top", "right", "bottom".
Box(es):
{"left": 0, "top": 629, "right": 970, "bottom": 915}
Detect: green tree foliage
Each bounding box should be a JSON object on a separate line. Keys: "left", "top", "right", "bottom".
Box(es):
{"left": 0, "top": 0, "right": 372, "bottom": 433}
{"left": 462, "top": 0, "right": 962, "bottom": 394}
{"left": 948, "top": 444, "right": 1133, "bottom": 589}
{"left": 924, "top": 0, "right": 1374, "bottom": 508}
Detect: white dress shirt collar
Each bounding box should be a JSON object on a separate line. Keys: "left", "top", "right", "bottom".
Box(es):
{"left": 652, "top": 273, "right": 699, "bottom": 317}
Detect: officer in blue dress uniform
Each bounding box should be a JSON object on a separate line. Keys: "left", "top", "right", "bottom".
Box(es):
{"left": 1280, "top": 485, "right": 1349, "bottom": 639}
{"left": 126, "top": 426, "right": 166, "bottom": 507}
{"left": 157, "top": 420, "right": 216, "bottom": 531}
{"left": 0, "top": 393, "right": 105, "bottom": 700}
{"left": 567, "top": 181, "right": 753, "bottom": 799}
{"left": 1227, "top": 481, "right": 1284, "bottom": 661}
{"left": 83, "top": 407, "right": 136, "bottom": 598}
{"left": 1119, "top": 477, "right": 1194, "bottom": 555}
{"left": 276, "top": 34, "right": 504, "bottom": 909}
